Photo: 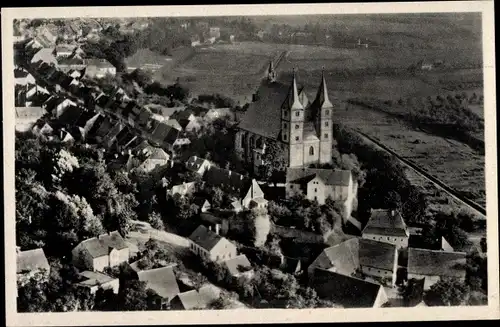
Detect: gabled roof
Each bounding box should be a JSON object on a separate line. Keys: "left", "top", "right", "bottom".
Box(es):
{"left": 286, "top": 168, "right": 352, "bottom": 186}
{"left": 137, "top": 266, "right": 180, "bottom": 300}
{"left": 359, "top": 238, "right": 397, "bottom": 271}
{"left": 223, "top": 254, "right": 252, "bottom": 276}
{"left": 76, "top": 231, "right": 128, "bottom": 258}
{"left": 362, "top": 209, "right": 409, "bottom": 237}
{"left": 144, "top": 104, "right": 186, "bottom": 118}
{"left": 203, "top": 166, "right": 250, "bottom": 197}
{"left": 17, "top": 248, "right": 50, "bottom": 274}
{"left": 15, "top": 106, "right": 46, "bottom": 120}
{"left": 188, "top": 225, "right": 224, "bottom": 251}
{"left": 148, "top": 147, "right": 170, "bottom": 161}
{"left": 174, "top": 285, "right": 219, "bottom": 310}
{"left": 311, "top": 268, "right": 385, "bottom": 308}
{"left": 77, "top": 270, "right": 116, "bottom": 287}
{"left": 185, "top": 156, "right": 211, "bottom": 173}
{"left": 309, "top": 237, "right": 359, "bottom": 276}
{"left": 408, "top": 248, "right": 467, "bottom": 278}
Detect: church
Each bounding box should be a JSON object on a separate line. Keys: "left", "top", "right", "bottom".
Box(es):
{"left": 235, "top": 61, "right": 334, "bottom": 169}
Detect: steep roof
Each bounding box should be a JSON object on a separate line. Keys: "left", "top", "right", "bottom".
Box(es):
{"left": 77, "top": 231, "right": 128, "bottom": 258}
{"left": 286, "top": 168, "right": 352, "bottom": 186}
{"left": 185, "top": 156, "right": 211, "bottom": 173}
{"left": 203, "top": 166, "right": 251, "bottom": 197}
{"left": 359, "top": 238, "right": 397, "bottom": 271}
{"left": 408, "top": 248, "right": 467, "bottom": 278}
{"left": 17, "top": 248, "right": 50, "bottom": 274}
{"left": 362, "top": 209, "right": 409, "bottom": 237}
{"left": 310, "top": 237, "right": 359, "bottom": 276}
{"left": 175, "top": 285, "right": 220, "bottom": 310}
{"left": 223, "top": 254, "right": 252, "bottom": 276}
{"left": 15, "top": 107, "right": 46, "bottom": 120}
{"left": 312, "top": 268, "right": 385, "bottom": 308}
{"left": 77, "top": 270, "right": 116, "bottom": 287}
{"left": 188, "top": 225, "right": 224, "bottom": 251}
{"left": 238, "top": 80, "right": 290, "bottom": 139}
{"left": 137, "top": 266, "right": 180, "bottom": 300}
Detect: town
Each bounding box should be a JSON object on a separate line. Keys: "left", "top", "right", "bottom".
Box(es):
{"left": 13, "top": 16, "right": 487, "bottom": 311}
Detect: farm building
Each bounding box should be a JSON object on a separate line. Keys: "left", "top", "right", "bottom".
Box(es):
{"left": 361, "top": 209, "right": 410, "bottom": 249}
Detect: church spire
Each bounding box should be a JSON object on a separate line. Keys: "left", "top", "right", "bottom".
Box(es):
{"left": 315, "top": 67, "right": 333, "bottom": 108}
{"left": 289, "top": 68, "right": 303, "bottom": 110}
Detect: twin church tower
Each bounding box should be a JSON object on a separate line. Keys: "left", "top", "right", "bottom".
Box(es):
{"left": 236, "top": 61, "right": 334, "bottom": 169}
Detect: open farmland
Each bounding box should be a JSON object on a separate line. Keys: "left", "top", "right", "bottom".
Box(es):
{"left": 156, "top": 42, "right": 288, "bottom": 103}
{"left": 333, "top": 104, "right": 486, "bottom": 208}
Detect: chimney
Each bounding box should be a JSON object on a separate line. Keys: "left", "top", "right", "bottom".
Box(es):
{"left": 390, "top": 209, "right": 395, "bottom": 216}
{"left": 228, "top": 170, "right": 232, "bottom": 177}
{"left": 208, "top": 225, "right": 212, "bottom": 231}
{"left": 215, "top": 223, "right": 220, "bottom": 235}
{"left": 194, "top": 155, "right": 197, "bottom": 160}
{"left": 240, "top": 175, "right": 243, "bottom": 180}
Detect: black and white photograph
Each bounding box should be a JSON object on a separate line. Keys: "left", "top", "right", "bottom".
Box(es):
{"left": 3, "top": 2, "right": 499, "bottom": 325}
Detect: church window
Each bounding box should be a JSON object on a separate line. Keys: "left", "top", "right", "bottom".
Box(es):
{"left": 283, "top": 134, "right": 287, "bottom": 141}
{"left": 295, "top": 136, "right": 299, "bottom": 141}
{"left": 309, "top": 146, "right": 314, "bottom": 156}
{"left": 325, "top": 121, "right": 329, "bottom": 127}
{"left": 314, "top": 188, "right": 317, "bottom": 193}
{"left": 295, "top": 111, "right": 300, "bottom": 117}
{"left": 295, "top": 124, "right": 300, "bottom": 129}
{"left": 284, "top": 123, "right": 288, "bottom": 129}
{"left": 283, "top": 110, "right": 287, "bottom": 117}
{"left": 325, "top": 110, "right": 330, "bottom": 115}
{"left": 324, "top": 133, "right": 328, "bottom": 139}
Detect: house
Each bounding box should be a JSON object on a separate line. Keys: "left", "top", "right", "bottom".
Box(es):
{"left": 43, "top": 97, "right": 78, "bottom": 118}
{"left": 168, "top": 182, "right": 197, "bottom": 198}
{"left": 358, "top": 238, "right": 399, "bottom": 286}
{"left": 75, "top": 270, "right": 120, "bottom": 294}
{"left": 188, "top": 225, "right": 237, "bottom": 262}
{"left": 203, "top": 166, "right": 268, "bottom": 210}
{"left": 222, "top": 254, "right": 253, "bottom": 278}
{"left": 407, "top": 248, "right": 467, "bottom": 290}
{"left": 30, "top": 47, "right": 58, "bottom": 66}
{"left": 136, "top": 147, "right": 170, "bottom": 173}
{"left": 53, "top": 44, "right": 76, "bottom": 58}
{"left": 285, "top": 167, "right": 357, "bottom": 222}
{"left": 134, "top": 266, "right": 181, "bottom": 309}
{"left": 170, "top": 285, "right": 220, "bottom": 310}
{"left": 185, "top": 156, "right": 213, "bottom": 175}
{"left": 15, "top": 68, "right": 36, "bottom": 86}
{"left": 16, "top": 248, "right": 50, "bottom": 286}
{"left": 308, "top": 237, "right": 398, "bottom": 286}
{"left": 58, "top": 57, "right": 86, "bottom": 72}
{"left": 193, "top": 197, "right": 212, "bottom": 213}
{"left": 209, "top": 27, "right": 221, "bottom": 39}
{"left": 84, "top": 59, "right": 116, "bottom": 78}
{"left": 15, "top": 107, "right": 47, "bottom": 132}
{"left": 408, "top": 228, "right": 455, "bottom": 252}
{"left": 361, "top": 209, "right": 410, "bottom": 249}
{"left": 280, "top": 256, "right": 302, "bottom": 275}
{"left": 71, "top": 231, "right": 130, "bottom": 272}
{"left": 191, "top": 35, "right": 201, "bottom": 47}
{"left": 310, "top": 268, "right": 388, "bottom": 308}
{"left": 204, "top": 108, "right": 233, "bottom": 122}
{"left": 59, "top": 129, "right": 75, "bottom": 144}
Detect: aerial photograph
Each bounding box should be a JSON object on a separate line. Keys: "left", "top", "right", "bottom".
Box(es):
{"left": 12, "top": 12, "right": 487, "bottom": 312}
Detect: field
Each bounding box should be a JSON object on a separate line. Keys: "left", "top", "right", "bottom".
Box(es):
{"left": 334, "top": 104, "right": 486, "bottom": 209}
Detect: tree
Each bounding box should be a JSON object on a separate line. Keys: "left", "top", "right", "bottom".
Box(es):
{"left": 424, "top": 277, "right": 470, "bottom": 306}
{"left": 116, "top": 280, "right": 158, "bottom": 311}
{"left": 259, "top": 140, "right": 288, "bottom": 181}
{"left": 148, "top": 211, "right": 165, "bottom": 230}
{"left": 208, "top": 293, "right": 233, "bottom": 309}
{"left": 399, "top": 278, "right": 424, "bottom": 306}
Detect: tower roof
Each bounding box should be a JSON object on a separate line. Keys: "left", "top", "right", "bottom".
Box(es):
{"left": 313, "top": 68, "right": 333, "bottom": 109}
{"left": 287, "top": 69, "right": 304, "bottom": 110}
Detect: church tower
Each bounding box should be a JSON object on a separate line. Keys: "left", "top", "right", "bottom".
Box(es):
{"left": 313, "top": 68, "right": 333, "bottom": 165}
{"left": 267, "top": 60, "right": 277, "bottom": 83}
{"left": 281, "top": 69, "right": 305, "bottom": 168}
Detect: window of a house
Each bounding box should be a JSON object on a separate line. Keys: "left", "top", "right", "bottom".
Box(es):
{"left": 315, "top": 188, "right": 317, "bottom": 192}
{"left": 309, "top": 146, "right": 314, "bottom": 156}
{"left": 295, "top": 136, "right": 299, "bottom": 141}
{"left": 295, "top": 111, "right": 300, "bottom": 117}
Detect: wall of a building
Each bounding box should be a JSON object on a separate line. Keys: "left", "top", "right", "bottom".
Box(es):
{"left": 210, "top": 239, "right": 237, "bottom": 262}
{"left": 362, "top": 233, "right": 408, "bottom": 249}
